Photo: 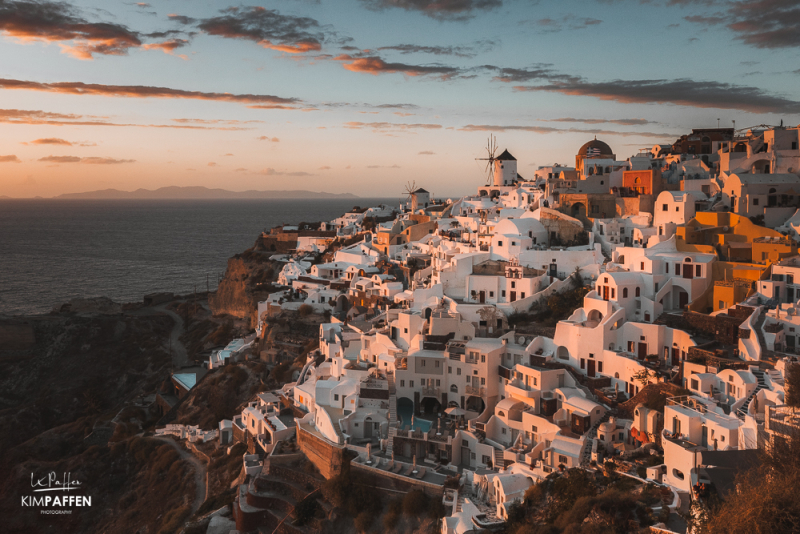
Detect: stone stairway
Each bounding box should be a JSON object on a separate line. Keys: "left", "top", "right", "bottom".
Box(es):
{"left": 736, "top": 368, "right": 768, "bottom": 420}
{"left": 753, "top": 309, "right": 780, "bottom": 362}
{"left": 581, "top": 411, "right": 611, "bottom": 467}
{"left": 386, "top": 372, "right": 398, "bottom": 456}
{"left": 493, "top": 448, "right": 505, "bottom": 470}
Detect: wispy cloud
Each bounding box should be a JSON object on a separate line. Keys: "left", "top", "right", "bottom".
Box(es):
{"left": 257, "top": 136, "right": 280, "bottom": 142}
{"left": 359, "top": 0, "right": 502, "bottom": 21}
{"left": 38, "top": 155, "right": 135, "bottom": 164}
{"left": 0, "top": 154, "right": 21, "bottom": 163}
{"left": 514, "top": 78, "right": 800, "bottom": 114}
{"left": 259, "top": 168, "right": 313, "bottom": 176}
{"left": 335, "top": 54, "right": 461, "bottom": 78}
{"left": 0, "top": 108, "right": 261, "bottom": 130}
{"left": 541, "top": 118, "right": 656, "bottom": 126}
{"left": 377, "top": 40, "right": 496, "bottom": 58}
{"left": 682, "top": 1, "right": 800, "bottom": 49}
{"left": 26, "top": 137, "right": 72, "bottom": 145}
{"left": 0, "top": 78, "right": 299, "bottom": 106}
{"left": 418, "top": 150, "right": 435, "bottom": 155}
{"left": 0, "top": 0, "right": 142, "bottom": 59}
{"left": 344, "top": 121, "right": 442, "bottom": 131}
{"left": 174, "top": 6, "right": 329, "bottom": 53}
{"left": 459, "top": 124, "right": 676, "bottom": 138}
{"left": 526, "top": 15, "right": 602, "bottom": 33}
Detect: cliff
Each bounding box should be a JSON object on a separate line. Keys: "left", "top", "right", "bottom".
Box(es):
{"left": 208, "top": 249, "right": 280, "bottom": 327}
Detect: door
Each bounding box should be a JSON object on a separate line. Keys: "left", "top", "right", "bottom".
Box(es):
{"left": 461, "top": 447, "right": 471, "bottom": 467}
{"left": 549, "top": 263, "right": 557, "bottom": 277}
{"left": 364, "top": 421, "right": 373, "bottom": 439}
{"left": 510, "top": 291, "right": 516, "bottom": 302}
{"left": 638, "top": 342, "right": 647, "bottom": 360}
{"left": 671, "top": 348, "right": 679, "bottom": 367}
{"left": 479, "top": 291, "right": 485, "bottom": 304}
{"left": 679, "top": 291, "right": 689, "bottom": 309}
{"left": 587, "top": 360, "right": 596, "bottom": 378}
{"left": 683, "top": 264, "right": 693, "bottom": 279}
{"left": 603, "top": 286, "right": 609, "bottom": 301}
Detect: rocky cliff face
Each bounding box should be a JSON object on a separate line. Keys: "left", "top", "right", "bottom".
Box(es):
{"left": 208, "top": 250, "right": 279, "bottom": 327}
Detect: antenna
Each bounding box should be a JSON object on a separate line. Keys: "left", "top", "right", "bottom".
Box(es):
{"left": 475, "top": 135, "right": 499, "bottom": 185}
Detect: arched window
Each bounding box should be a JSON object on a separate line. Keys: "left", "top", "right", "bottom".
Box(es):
{"left": 635, "top": 287, "right": 641, "bottom": 297}
{"left": 450, "top": 384, "right": 458, "bottom": 393}
{"left": 614, "top": 372, "right": 620, "bottom": 379}
{"left": 623, "top": 288, "right": 628, "bottom": 298}
{"left": 498, "top": 411, "right": 505, "bottom": 417}
{"left": 634, "top": 177, "right": 642, "bottom": 184}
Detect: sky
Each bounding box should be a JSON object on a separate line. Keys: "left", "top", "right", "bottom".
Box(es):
{"left": 1, "top": 0, "right": 799, "bottom": 198}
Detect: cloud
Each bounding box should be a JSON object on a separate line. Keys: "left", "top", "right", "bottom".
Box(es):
{"left": 27, "top": 137, "right": 72, "bottom": 145}
{"left": 0, "top": 0, "right": 142, "bottom": 59}
{"left": 234, "top": 167, "right": 247, "bottom": 172}
{"left": 208, "top": 162, "right": 217, "bottom": 166}
{"left": 418, "top": 150, "right": 435, "bottom": 155}
{"left": 458, "top": 124, "right": 677, "bottom": 138}
{"left": 367, "top": 164, "right": 401, "bottom": 168}
{"left": 224, "top": 153, "right": 234, "bottom": 156}
{"left": 135, "top": 3, "right": 151, "bottom": 7}
{"left": 319, "top": 165, "right": 331, "bottom": 170}
{"left": 359, "top": 0, "right": 502, "bottom": 21}
{"left": 527, "top": 15, "right": 602, "bottom": 33}
{"left": 142, "top": 38, "right": 189, "bottom": 58}
{"left": 177, "top": 6, "right": 328, "bottom": 53}
{"left": 344, "top": 121, "right": 442, "bottom": 130}
{"left": 259, "top": 168, "right": 314, "bottom": 176}
{"left": 0, "top": 108, "right": 261, "bottom": 130}
{"left": 257, "top": 136, "right": 280, "bottom": 142}
{"left": 377, "top": 40, "right": 496, "bottom": 58}
{"left": 514, "top": 78, "right": 800, "bottom": 114}
{"left": 38, "top": 155, "right": 134, "bottom": 164}
{"left": 542, "top": 118, "right": 655, "bottom": 125}
{"left": 335, "top": 54, "right": 461, "bottom": 78}
{"left": 0, "top": 78, "right": 299, "bottom": 106}
{"left": 482, "top": 64, "right": 575, "bottom": 83}
{"left": 0, "top": 154, "right": 20, "bottom": 163}
{"left": 683, "top": 1, "right": 800, "bottom": 49}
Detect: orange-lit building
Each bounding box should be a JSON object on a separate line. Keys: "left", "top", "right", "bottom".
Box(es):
{"left": 622, "top": 168, "right": 663, "bottom": 196}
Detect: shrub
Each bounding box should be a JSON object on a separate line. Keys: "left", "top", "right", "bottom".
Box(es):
{"left": 298, "top": 304, "right": 314, "bottom": 317}
{"left": 402, "top": 489, "right": 428, "bottom": 516}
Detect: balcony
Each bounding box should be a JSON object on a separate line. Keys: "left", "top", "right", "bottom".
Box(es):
{"left": 465, "top": 385, "right": 485, "bottom": 396}
{"left": 506, "top": 380, "right": 537, "bottom": 399}
{"left": 421, "top": 386, "right": 440, "bottom": 398}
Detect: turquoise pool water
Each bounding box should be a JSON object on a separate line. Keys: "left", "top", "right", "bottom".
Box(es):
{"left": 397, "top": 403, "right": 432, "bottom": 432}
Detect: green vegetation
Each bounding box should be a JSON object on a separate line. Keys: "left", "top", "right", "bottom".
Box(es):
{"left": 514, "top": 277, "right": 590, "bottom": 328}
{"left": 502, "top": 468, "right": 659, "bottom": 534}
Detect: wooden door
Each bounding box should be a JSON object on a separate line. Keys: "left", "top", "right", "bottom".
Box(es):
{"left": 603, "top": 286, "right": 609, "bottom": 301}
{"left": 479, "top": 291, "right": 485, "bottom": 304}
{"left": 638, "top": 342, "right": 647, "bottom": 360}
{"left": 510, "top": 291, "right": 516, "bottom": 302}
{"left": 587, "top": 359, "right": 596, "bottom": 378}
{"left": 679, "top": 291, "right": 689, "bottom": 309}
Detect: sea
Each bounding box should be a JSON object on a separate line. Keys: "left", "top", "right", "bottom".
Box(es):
{"left": 0, "top": 198, "right": 395, "bottom": 316}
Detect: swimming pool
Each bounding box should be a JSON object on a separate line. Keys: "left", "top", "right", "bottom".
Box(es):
{"left": 397, "top": 402, "right": 433, "bottom": 432}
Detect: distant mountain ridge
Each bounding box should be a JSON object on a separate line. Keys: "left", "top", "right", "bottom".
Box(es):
{"left": 53, "top": 186, "right": 358, "bottom": 200}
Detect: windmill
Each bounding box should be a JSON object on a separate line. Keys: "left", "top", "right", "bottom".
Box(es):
{"left": 475, "top": 135, "right": 499, "bottom": 185}
{"left": 401, "top": 180, "right": 417, "bottom": 212}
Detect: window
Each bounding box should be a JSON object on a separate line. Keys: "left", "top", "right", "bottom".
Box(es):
{"left": 481, "top": 354, "right": 486, "bottom": 362}
{"left": 691, "top": 378, "right": 698, "bottom": 390}
{"left": 675, "top": 263, "right": 681, "bottom": 275}
{"left": 598, "top": 362, "right": 603, "bottom": 373}
{"left": 400, "top": 380, "right": 405, "bottom": 387}
{"left": 404, "top": 328, "right": 408, "bottom": 334}
{"left": 457, "top": 368, "right": 462, "bottom": 375}
{"left": 635, "top": 287, "right": 640, "bottom": 297}
{"left": 482, "top": 455, "right": 491, "bottom": 464}
{"left": 421, "top": 360, "right": 426, "bottom": 367}
{"left": 589, "top": 353, "right": 594, "bottom": 358}
{"left": 532, "top": 425, "right": 538, "bottom": 432}
{"left": 511, "top": 281, "right": 516, "bottom": 289}
{"left": 662, "top": 204, "right": 668, "bottom": 211}
{"left": 592, "top": 205, "right": 599, "bottom": 214}
{"left": 719, "top": 301, "right": 727, "bottom": 309}
{"left": 498, "top": 240, "right": 503, "bottom": 246}
{"left": 753, "top": 198, "right": 759, "bottom": 206}
{"left": 481, "top": 377, "right": 486, "bottom": 385}
{"left": 558, "top": 455, "right": 568, "bottom": 464}
{"left": 448, "top": 366, "right": 452, "bottom": 373}
{"left": 666, "top": 264, "right": 669, "bottom": 274}
{"left": 436, "top": 379, "right": 441, "bottom": 386}
{"left": 471, "top": 452, "right": 476, "bottom": 460}
{"left": 521, "top": 292, "right": 525, "bottom": 298}
{"left": 410, "top": 380, "right": 414, "bottom": 387}
{"left": 334, "top": 394, "right": 339, "bottom": 401}
{"left": 435, "top": 361, "right": 440, "bottom": 368}
{"left": 789, "top": 275, "right": 794, "bottom": 285}
{"left": 640, "top": 262, "right": 645, "bottom": 270}
{"left": 502, "top": 290, "right": 506, "bottom": 297}
{"left": 501, "top": 428, "right": 506, "bottom": 435}
{"left": 462, "top": 440, "right": 469, "bottom": 447}
{"left": 696, "top": 265, "right": 701, "bottom": 277}
{"left": 580, "top": 358, "right": 585, "bottom": 369}
{"left": 623, "top": 288, "right": 628, "bottom": 298}
{"left": 611, "top": 288, "right": 616, "bottom": 298}
{"left": 489, "top": 291, "right": 494, "bottom": 297}
{"left": 628, "top": 341, "right": 635, "bottom": 352}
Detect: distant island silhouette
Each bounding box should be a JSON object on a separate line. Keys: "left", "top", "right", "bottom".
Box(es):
{"left": 48, "top": 186, "right": 358, "bottom": 200}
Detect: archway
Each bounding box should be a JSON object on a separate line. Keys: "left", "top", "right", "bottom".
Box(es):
{"left": 397, "top": 398, "right": 414, "bottom": 428}
{"left": 571, "top": 202, "right": 586, "bottom": 219}
{"left": 752, "top": 159, "right": 771, "bottom": 174}
{"left": 587, "top": 309, "right": 603, "bottom": 326}
{"left": 556, "top": 346, "right": 570, "bottom": 360}
{"left": 420, "top": 397, "right": 441, "bottom": 417}
{"left": 465, "top": 396, "right": 485, "bottom": 414}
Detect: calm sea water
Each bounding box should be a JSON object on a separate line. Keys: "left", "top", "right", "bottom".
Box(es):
{"left": 0, "top": 198, "right": 393, "bottom": 315}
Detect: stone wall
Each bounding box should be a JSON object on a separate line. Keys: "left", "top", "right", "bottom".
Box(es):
{"left": 296, "top": 424, "right": 349, "bottom": 479}
{"left": 350, "top": 462, "right": 444, "bottom": 498}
